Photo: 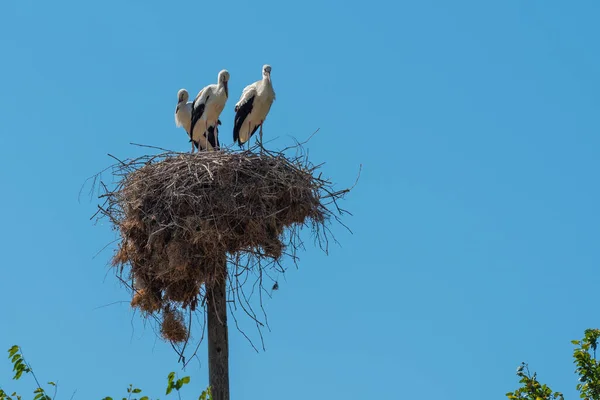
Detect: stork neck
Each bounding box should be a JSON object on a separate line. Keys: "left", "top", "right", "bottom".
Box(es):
{"left": 219, "top": 81, "right": 229, "bottom": 97}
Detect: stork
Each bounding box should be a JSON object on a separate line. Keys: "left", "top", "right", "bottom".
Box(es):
{"left": 233, "top": 65, "right": 276, "bottom": 151}
{"left": 190, "top": 70, "right": 230, "bottom": 152}
{"left": 175, "top": 89, "right": 222, "bottom": 152}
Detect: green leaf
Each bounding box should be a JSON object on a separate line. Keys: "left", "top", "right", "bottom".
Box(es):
{"left": 8, "top": 346, "right": 19, "bottom": 358}
{"left": 140, "top": 397, "right": 149, "bottom": 400}
{"left": 101, "top": 397, "right": 113, "bottom": 400}
{"left": 47, "top": 382, "right": 55, "bottom": 386}
{"left": 166, "top": 383, "right": 173, "bottom": 395}
{"left": 167, "top": 372, "right": 175, "bottom": 383}
{"left": 199, "top": 386, "right": 211, "bottom": 400}
{"left": 181, "top": 376, "right": 190, "bottom": 384}
{"left": 132, "top": 388, "right": 142, "bottom": 393}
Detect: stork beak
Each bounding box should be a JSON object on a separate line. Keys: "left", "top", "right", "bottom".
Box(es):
{"left": 224, "top": 81, "right": 228, "bottom": 97}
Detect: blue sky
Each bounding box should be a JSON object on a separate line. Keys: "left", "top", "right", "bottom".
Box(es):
{"left": 1, "top": 0, "right": 600, "bottom": 398}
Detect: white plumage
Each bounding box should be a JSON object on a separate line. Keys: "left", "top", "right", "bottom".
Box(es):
{"left": 190, "top": 70, "right": 230, "bottom": 152}
{"left": 175, "top": 89, "right": 195, "bottom": 152}
{"left": 233, "top": 65, "right": 276, "bottom": 149}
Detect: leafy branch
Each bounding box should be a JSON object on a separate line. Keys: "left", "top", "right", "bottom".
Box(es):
{"left": 1, "top": 345, "right": 53, "bottom": 400}
{"left": 507, "top": 329, "right": 600, "bottom": 400}
{"left": 1, "top": 346, "right": 211, "bottom": 400}
{"left": 505, "top": 362, "right": 563, "bottom": 400}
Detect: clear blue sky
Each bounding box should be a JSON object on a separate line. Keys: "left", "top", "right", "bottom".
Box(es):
{"left": 1, "top": 0, "right": 599, "bottom": 398}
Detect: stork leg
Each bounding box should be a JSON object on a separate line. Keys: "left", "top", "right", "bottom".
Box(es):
{"left": 214, "top": 123, "right": 218, "bottom": 150}
{"left": 247, "top": 120, "right": 252, "bottom": 152}
{"left": 259, "top": 122, "right": 264, "bottom": 154}
{"left": 213, "top": 126, "right": 218, "bottom": 151}
{"left": 214, "top": 122, "right": 220, "bottom": 151}
{"left": 205, "top": 121, "right": 210, "bottom": 151}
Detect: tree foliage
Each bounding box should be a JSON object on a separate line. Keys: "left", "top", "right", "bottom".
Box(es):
{"left": 507, "top": 329, "right": 600, "bottom": 400}
{"left": 0, "top": 346, "right": 211, "bottom": 400}
{"left": 506, "top": 362, "right": 564, "bottom": 400}
{"left": 8, "top": 329, "right": 600, "bottom": 399}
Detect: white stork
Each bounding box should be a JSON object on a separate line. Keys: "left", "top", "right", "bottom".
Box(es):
{"left": 175, "top": 88, "right": 222, "bottom": 152}
{"left": 175, "top": 88, "right": 194, "bottom": 152}
{"left": 233, "top": 65, "right": 276, "bottom": 150}
{"left": 190, "top": 70, "right": 230, "bottom": 152}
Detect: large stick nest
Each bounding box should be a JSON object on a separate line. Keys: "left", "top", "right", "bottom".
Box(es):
{"left": 94, "top": 144, "right": 353, "bottom": 347}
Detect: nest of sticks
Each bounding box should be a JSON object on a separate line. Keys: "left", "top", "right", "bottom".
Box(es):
{"left": 94, "top": 143, "right": 353, "bottom": 344}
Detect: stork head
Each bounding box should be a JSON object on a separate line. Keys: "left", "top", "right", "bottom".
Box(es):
{"left": 218, "top": 69, "right": 230, "bottom": 97}
{"left": 177, "top": 88, "right": 189, "bottom": 104}
{"left": 262, "top": 64, "right": 272, "bottom": 80}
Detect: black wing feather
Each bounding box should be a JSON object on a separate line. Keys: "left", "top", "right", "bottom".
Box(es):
{"left": 233, "top": 95, "right": 255, "bottom": 146}
{"left": 192, "top": 124, "right": 220, "bottom": 151}
{"left": 190, "top": 95, "right": 209, "bottom": 139}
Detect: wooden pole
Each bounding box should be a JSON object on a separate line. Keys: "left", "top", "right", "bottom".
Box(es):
{"left": 207, "top": 255, "right": 229, "bottom": 400}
